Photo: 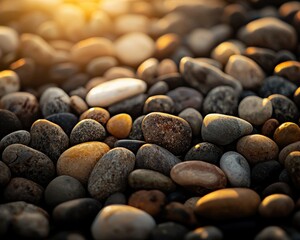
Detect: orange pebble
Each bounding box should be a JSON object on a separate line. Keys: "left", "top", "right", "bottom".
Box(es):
{"left": 106, "top": 113, "right": 132, "bottom": 139}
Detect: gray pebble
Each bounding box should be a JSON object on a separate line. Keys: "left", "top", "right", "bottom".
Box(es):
{"left": 129, "top": 115, "right": 145, "bottom": 140}
{"left": 178, "top": 108, "right": 203, "bottom": 136}
{"left": 148, "top": 81, "right": 169, "bottom": 96}
{"left": 0, "top": 161, "right": 11, "bottom": 188}
{"left": 0, "top": 130, "right": 31, "bottom": 151}
{"left": 143, "top": 95, "right": 175, "bottom": 114}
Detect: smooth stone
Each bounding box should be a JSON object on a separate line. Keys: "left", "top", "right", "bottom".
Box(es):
{"left": 88, "top": 148, "right": 135, "bottom": 201}
{"left": 80, "top": 107, "right": 110, "bottom": 125}
{"left": 184, "top": 197, "right": 201, "bottom": 211}
{"left": 30, "top": 119, "right": 69, "bottom": 162}
{"left": 261, "top": 118, "right": 280, "bottom": 138}
{"left": 279, "top": 169, "right": 291, "bottom": 184}
{"left": 44, "top": 175, "right": 86, "bottom": 208}
{"left": 294, "top": 87, "right": 300, "bottom": 108}
{"left": 150, "top": 222, "right": 189, "bottom": 240}
{"left": 104, "top": 192, "right": 127, "bottom": 207}
{"left": 136, "top": 143, "right": 181, "bottom": 176}
{"left": 69, "top": 95, "right": 88, "bottom": 115}
{"left": 184, "top": 226, "right": 223, "bottom": 240}
{"left": 238, "top": 96, "right": 273, "bottom": 125}
{"left": 195, "top": 188, "right": 261, "bottom": 220}
{"left": 0, "top": 70, "right": 20, "bottom": 98}
{"left": 166, "top": 87, "right": 203, "bottom": 113}
{"left": 268, "top": 94, "right": 299, "bottom": 123}
{"left": 142, "top": 112, "right": 192, "bottom": 155}
{"left": 57, "top": 142, "right": 110, "bottom": 185}
{"left": 115, "top": 13, "right": 149, "bottom": 34}
{"left": 180, "top": 57, "right": 242, "bottom": 95}
{"left": 114, "top": 139, "right": 146, "bottom": 154}
{"left": 148, "top": 81, "right": 169, "bottom": 96}
{"left": 193, "top": 58, "right": 223, "bottom": 70}
{"left": 104, "top": 67, "right": 135, "bottom": 80}
{"left": 106, "top": 113, "right": 132, "bottom": 139}
{"left": 0, "top": 161, "right": 11, "bottom": 188}
{"left": 251, "top": 161, "right": 282, "bottom": 187}
{"left": 220, "top": 151, "right": 251, "bottom": 187}
{"left": 285, "top": 151, "right": 300, "bottom": 189}
{"left": 86, "top": 78, "right": 147, "bottom": 107}
{"left": 211, "top": 41, "right": 242, "bottom": 66}
{"left": 137, "top": 58, "right": 159, "bottom": 86}
{"left": 53, "top": 198, "right": 102, "bottom": 228}
{"left": 3, "top": 177, "right": 44, "bottom": 205}
{"left": 2, "top": 144, "right": 55, "bottom": 186}
{"left": 157, "top": 59, "right": 178, "bottom": 76}
{"left": 0, "top": 130, "right": 30, "bottom": 151}
{"left": 262, "top": 182, "right": 294, "bottom": 199}
{"left": 274, "top": 122, "right": 300, "bottom": 148}
{"left": 156, "top": 73, "right": 185, "bottom": 90}
{"left": 155, "top": 33, "right": 181, "bottom": 59}
{"left": 184, "top": 142, "right": 223, "bottom": 165}
{"left": 70, "top": 119, "right": 106, "bottom": 145}
{"left": 46, "top": 113, "right": 78, "bottom": 136}
{"left": 86, "top": 56, "right": 118, "bottom": 77}
{"left": 238, "top": 17, "right": 297, "bottom": 51}
{"left": 143, "top": 95, "right": 175, "bottom": 114}
{"left": 225, "top": 55, "right": 265, "bottom": 89}
{"left": 275, "top": 61, "right": 300, "bottom": 84}
{"left": 128, "top": 169, "right": 176, "bottom": 192}
{"left": 259, "top": 194, "right": 294, "bottom": 218}
{"left": 201, "top": 114, "right": 253, "bottom": 146}
{"left": 115, "top": 32, "right": 155, "bottom": 67}
{"left": 178, "top": 108, "right": 203, "bottom": 137}
{"left": 0, "top": 26, "right": 19, "bottom": 54}
{"left": 279, "top": 141, "right": 300, "bottom": 164}
{"left": 203, "top": 86, "right": 239, "bottom": 116}
{"left": 170, "top": 161, "right": 227, "bottom": 194}
{"left": 91, "top": 205, "right": 155, "bottom": 240}
{"left": 70, "top": 37, "right": 115, "bottom": 65}
{"left": 255, "top": 226, "right": 290, "bottom": 240}
{"left": 162, "top": 202, "right": 196, "bottom": 226}
{"left": 129, "top": 115, "right": 145, "bottom": 140}
{"left": 237, "top": 134, "right": 279, "bottom": 165}
{"left": 0, "top": 110, "right": 22, "bottom": 139}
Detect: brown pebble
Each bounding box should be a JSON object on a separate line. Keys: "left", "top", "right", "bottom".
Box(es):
{"left": 70, "top": 95, "right": 88, "bottom": 115}
{"left": 261, "top": 118, "right": 280, "bottom": 138}
{"left": 155, "top": 33, "right": 180, "bottom": 59}
{"left": 106, "top": 113, "right": 132, "bottom": 139}
{"left": 273, "top": 122, "right": 300, "bottom": 148}
{"left": 80, "top": 107, "right": 110, "bottom": 125}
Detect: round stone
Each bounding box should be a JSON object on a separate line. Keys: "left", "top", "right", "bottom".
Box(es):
{"left": 255, "top": 226, "right": 290, "bottom": 240}
{"left": 46, "top": 113, "right": 78, "bottom": 136}
{"left": 129, "top": 115, "right": 145, "bottom": 140}
{"left": 0, "top": 26, "right": 19, "bottom": 54}
{"left": 0, "top": 70, "right": 20, "bottom": 98}
{"left": 69, "top": 95, "right": 88, "bottom": 115}
{"left": 157, "top": 59, "right": 178, "bottom": 76}
{"left": 137, "top": 58, "right": 159, "bottom": 86}
{"left": 80, "top": 107, "right": 110, "bottom": 125}
{"left": 162, "top": 202, "right": 196, "bottom": 226}
{"left": 178, "top": 108, "right": 203, "bottom": 137}
{"left": 114, "top": 139, "right": 145, "bottom": 154}
{"left": 275, "top": 60, "right": 300, "bottom": 84}
{"left": 0, "top": 130, "right": 30, "bottom": 151}
{"left": 86, "top": 56, "right": 118, "bottom": 77}
{"left": 285, "top": 151, "right": 300, "bottom": 189}
{"left": 155, "top": 33, "right": 180, "bottom": 59}
{"left": 274, "top": 122, "right": 300, "bottom": 148}
{"left": 106, "top": 113, "right": 132, "bottom": 139}
{"left": 143, "top": 95, "right": 175, "bottom": 114}
{"left": 0, "top": 109, "right": 22, "bottom": 139}
{"left": 0, "top": 161, "right": 11, "bottom": 188}
{"left": 261, "top": 118, "right": 280, "bottom": 138}
{"left": 57, "top": 142, "right": 110, "bottom": 185}
{"left": 185, "top": 226, "right": 223, "bottom": 240}
{"left": 262, "top": 182, "right": 294, "bottom": 199}
{"left": 148, "top": 81, "right": 169, "bottom": 96}
{"left": 279, "top": 141, "right": 300, "bottom": 164}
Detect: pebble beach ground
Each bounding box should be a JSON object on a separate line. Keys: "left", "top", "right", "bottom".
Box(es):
{"left": 1, "top": 0, "right": 300, "bottom": 239}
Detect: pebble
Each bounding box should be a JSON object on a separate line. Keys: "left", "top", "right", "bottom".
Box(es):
{"left": 3, "top": 177, "right": 44, "bottom": 205}
{"left": 80, "top": 107, "right": 110, "bottom": 125}
{"left": 274, "top": 60, "right": 300, "bottom": 84}
{"left": 201, "top": 113, "right": 253, "bottom": 146}
{"left": 69, "top": 95, "right": 88, "bottom": 115}
{"left": 88, "top": 148, "right": 135, "bottom": 201}
{"left": 193, "top": 57, "right": 223, "bottom": 69}
{"left": 156, "top": 73, "right": 185, "bottom": 90}
{"left": 268, "top": 94, "right": 299, "bottom": 123}
{"left": 137, "top": 58, "right": 159, "bottom": 85}
{"left": 294, "top": 87, "right": 300, "bottom": 108}
{"left": 180, "top": 57, "right": 242, "bottom": 95}
{"left": 148, "top": 81, "right": 169, "bottom": 96}
{"left": 279, "top": 141, "right": 300, "bottom": 164}
{"left": 114, "top": 14, "right": 149, "bottom": 35}
{"left": 53, "top": 198, "right": 102, "bottom": 228}
{"left": 236, "top": 134, "right": 279, "bottom": 165}
{"left": 184, "top": 226, "right": 223, "bottom": 240}
{"left": 44, "top": 175, "right": 86, "bottom": 208}
{"left": 57, "top": 142, "right": 110, "bottom": 185}
{"left": 142, "top": 112, "right": 192, "bottom": 155}
{"left": 238, "top": 17, "right": 297, "bottom": 51}
{"left": 0, "top": 26, "right": 19, "bottom": 54}
{"left": 143, "top": 95, "right": 174, "bottom": 114}
{"left": 0, "top": 130, "right": 30, "bottom": 151}
{"left": 150, "top": 222, "right": 189, "bottom": 240}
{"left": 261, "top": 118, "right": 280, "bottom": 138}
{"left": 70, "top": 119, "right": 106, "bottom": 145}
{"left": 170, "top": 161, "right": 227, "bottom": 194}
{"left": 46, "top": 113, "right": 78, "bottom": 136}
{"left": 225, "top": 55, "right": 265, "bottom": 89}
{"left": 162, "top": 202, "right": 196, "bottom": 226}
{"left": 202, "top": 86, "right": 239, "bottom": 115}
{"left": 104, "top": 66, "right": 135, "bottom": 80}
{"left": 30, "top": 119, "right": 69, "bottom": 162}
{"left": 128, "top": 169, "right": 176, "bottom": 192}
{"left": 178, "top": 108, "right": 203, "bottom": 137}
{"left": 114, "top": 139, "right": 145, "bottom": 154}
{"left": 128, "top": 190, "right": 166, "bottom": 216}
{"left": 129, "top": 115, "right": 145, "bottom": 140}
{"left": 0, "top": 161, "right": 11, "bottom": 188}
{"left": 211, "top": 41, "right": 242, "bottom": 66}
{"left": 195, "top": 188, "right": 261, "bottom": 220}
{"left": 157, "top": 59, "right": 178, "bottom": 76}
{"left": 184, "top": 197, "right": 201, "bottom": 211}
{"left": 220, "top": 151, "right": 251, "bottom": 187}
{"left": 10, "top": 58, "right": 35, "bottom": 88}
{"left": 2, "top": 144, "right": 55, "bottom": 186}
{"left": 262, "top": 182, "right": 294, "bottom": 199}
{"left": 136, "top": 143, "right": 181, "bottom": 176}
{"left": 238, "top": 96, "right": 273, "bottom": 125}
{"left": 259, "top": 194, "right": 294, "bottom": 218}
{"left": 86, "top": 56, "right": 118, "bottom": 77}
{"left": 0, "top": 110, "right": 22, "bottom": 140}
{"left": 70, "top": 37, "right": 115, "bottom": 66}
{"left": 254, "top": 226, "right": 290, "bottom": 240}
{"left": 115, "top": 32, "right": 155, "bottom": 67}
{"left": 184, "top": 142, "right": 223, "bottom": 165}
{"left": 0, "top": 70, "right": 20, "bottom": 98}
{"left": 104, "top": 192, "right": 127, "bottom": 206}
{"left": 285, "top": 151, "right": 300, "bottom": 189}
{"left": 86, "top": 78, "right": 147, "bottom": 107}
{"left": 274, "top": 122, "right": 300, "bottom": 148}
{"left": 106, "top": 113, "right": 132, "bottom": 139}
{"left": 91, "top": 205, "right": 155, "bottom": 240}
{"left": 155, "top": 33, "right": 180, "bottom": 59}
{"left": 166, "top": 87, "right": 203, "bottom": 113}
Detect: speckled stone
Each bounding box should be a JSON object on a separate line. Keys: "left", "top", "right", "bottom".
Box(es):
{"left": 80, "top": 107, "right": 110, "bottom": 125}
{"left": 136, "top": 144, "right": 181, "bottom": 176}
{"left": 2, "top": 144, "right": 55, "bottom": 186}
{"left": 129, "top": 115, "right": 145, "bottom": 140}
{"left": 0, "top": 161, "right": 11, "bottom": 188}
{"left": 211, "top": 41, "right": 242, "bottom": 66}
{"left": 178, "top": 108, "right": 203, "bottom": 137}
{"left": 220, "top": 151, "right": 251, "bottom": 187}
{"left": 201, "top": 114, "right": 253, "bottom": 146}
{"left": 261, "top": 118, "right": 280, "bottom": 138}
{"left": 57, "top": 142, "right": 110, "bottom": 185}
{"left": 0, "top": 109, "right": 22, "bottom": 139}
{"left": 195, "top": 188, "right": 261, "bottom": 220}
{"left": 114, "top": 139, "right": 145, "bottom": 154}
{"left": 137, "top": 58, "right": 159, "bottom": 85}
{"left": 0, "top": 130, "right": 30, "bottom": 151}
{"left": 88, "top": 148, "right": 135, "bottom": 201}
{"left": 46, "top": 113, "right": 78, "bottom": 136}
{"left": 128, "top": 169, "right": 176, "bottom": 192}
{"left": 30, "top": 119, "right": 69, "bottom": 162}
{"left": 150, "top": 222, "right": 189, "bottom": 240}
{"left": 285, "top": 151, "right": 300, "bottom": 189}
{"left": 279, "top": 141, "right": 300, "bottom": 164}
{"left": 143, "top": 95, "right": 175, "bottom": 114}
{"left": 274, "top": 122, "right": 300, "bottom": 148}
{"left": 203, "top": 86, "right": 239, "bottom": 116}
{"left": 275, "top": 61, "right": 300, "bottom": 84}
{"left": 91, "top": 205, "right": 155, "bottom": 240}
{"left": 0, "top": 70, "right": 20, "bottom": 98}
{"left": 106, "top": 113, "right": 132, "bottom": 139}
{"left": 255, "top": 226, "right": 290, "bottom": 240}
{"left": 70, "top": 95, "right": 88, "bottom": 115}
{"left": 185, "top": 226, "right": 223, "bottom": 240}
{"left": 142, "top": 112, "right": 192, "bottom": 155}
{"left": 238, "top": 96, "right": 273, "bottom": 126}
{"left": 237, "top": 134, "right": 279, "bottom": 165}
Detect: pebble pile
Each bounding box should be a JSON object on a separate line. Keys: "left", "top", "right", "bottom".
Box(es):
{"left": 1, "top": 0, "right": 300, "bottom": 239}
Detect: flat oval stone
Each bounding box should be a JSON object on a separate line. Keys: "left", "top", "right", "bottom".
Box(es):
{"left": 220, "top": 151, "right": 251, "bottom": 187}
{"left": 274, "top": 122, "right": 300, "bottom": 148}
{"left": 170, "top": 161, "right": 227, "bottom": 194}
{"left": 285, "top": 151, "right": 300, "bottom": 189}
{"left": 86, "top": 78, "right": 147, "bottom": 107}
{"left": 128, "top": 169, "right": 176, "bottom": 192}
{"left": 201, "top": 114, "right": 253, "bottom": 145}
{"left": 2, "top": 144, "right": 55, "bottom": 186}
{"left": 211, "top": 41, "right": 242, "bottom": 66}
{"left": 91, "top": 205, "right": 155, "bottom": 240}
{"left": 88, "top": 148, "right": 135, "bottom": 201}
{"left": 114, "top": 139, "right": 145, "bottom": 154}
{"left": 262, "top": 182, "right": 294, "bottom": 199}
{"left": 86, "top": 56, "right": 118, "bottom": 77}
{"left": 0, "top": 70, "right": 20, "bottom": 98}
{"left": 238, "top": 96, "right": 273, "bottom": 126}
{"left": 0, "top": 130, "right": 31, "bottom": 151}
{"left": 136, "top": 143, "right": 181, "bottom": 176}
{"left": 30, "top": 119, "right": 69, "bottom": 162}
{"left": 137, "top": 58, "right": 159, "bottom": 85}
{"left": 195, "top": 188, "right": 261, "bottom": 220}
{"left": 57, "top": 142, "right": 110, "bottom": 185}
{"left": 237, "top": 134, "right": 279, "bottom": 165}
{"left": 142, "top": 112, "right": 192, "bottom": 155}
{"left": 0, "top": 161, "right": 11, "bottom": 187}
{"left": 279, "top": 141, "right": 300, "bottom": 164}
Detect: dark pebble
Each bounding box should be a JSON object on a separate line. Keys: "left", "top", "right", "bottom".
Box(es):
{"left": 128, "top": 115, "right": 145, "bottom": 140}
{"left": 46, "top": 113, "right": 78, "bottom": 136}
{"left": 262, "top": 182, "right": 294, "bottom": 199}
{"left": 143, "top": 95, "right": 175, "bottom": 114}
{"left": 162, "top": 202, "right": 196, "bottom": 226}
{"left": 148, "top": 81, "right": 169, "bottom": 96}
{"left": 0, "top": 161, "right": 11, "bottom": 188}
{"left": 114, "top": 139, "right": 146, "bottom": 153}
{"left": 0, "top": 130, "right": 30, "bottom": 151}
{"left": 150, "top": 222, "right": 189, "bottom": 240}
{"left": 104, "top": 192, "right": 127, "bottom": 206}
{"left": 0, "top": 109, "right": 22, "bottom": 139}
